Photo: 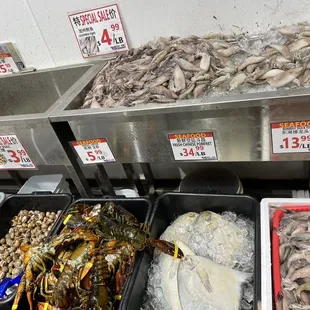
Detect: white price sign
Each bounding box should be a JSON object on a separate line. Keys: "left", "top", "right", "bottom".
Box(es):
{"left": 0, "top": 54, "right": 19, "bottom": 75}
{"left": 72, "top": 138, "right": 116, "bottom": 164}
{"left": 271, "top": 121, "right": 310, "bottom": 154}
{"left": 68, "top": 4, "right": 129, "bottom": 58}
{"left": 169, "top": 132, "right": 217, "bottom": 161}
{"left": 0, "top": 135, "right": 35, "bottom": 170}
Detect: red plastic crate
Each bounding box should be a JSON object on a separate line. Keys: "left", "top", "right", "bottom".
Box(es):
{"left": 272, "top": 205, "right": 310, "bottom": 310}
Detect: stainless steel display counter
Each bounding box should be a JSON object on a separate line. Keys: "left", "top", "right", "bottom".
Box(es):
{"left": 0, "top": 64, "right": 100, "bottom": 195}
{"left": 50, "top": 63, "right": 310, "bottom": 163}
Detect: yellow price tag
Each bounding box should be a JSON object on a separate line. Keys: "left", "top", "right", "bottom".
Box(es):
{"left": 85, "top": 216, "right": 91, "bottom": 221}
{"left": 173, "top": 244, "right": 179, "bottom": 259}
{"left": 63, "top": 214, "right": 72, "bottom": 225}
{"left": 114, "top": 295, "right": 122, "bottom": 300}
{"left": 59, "top": 264, "right": 64, "bottom": 272}
{"left": 43, "top": 303, "right": 49, "bottom": 310}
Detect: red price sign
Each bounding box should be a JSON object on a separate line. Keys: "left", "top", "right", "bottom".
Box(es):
{"left": 68, "top": 4, "right": 129, "bottom": 58}
{"left": 272, "top": 121, "right": 310, "bottom": 153}
{"left": 0, "top": 135, "right": 35, "bottom": 169}
{"left": 72, "top": 138, "right": 116, "bottom": 164}
{"left": 0, "top": 54, "right": 18, "bottom": 75}
{"left": 168, "top": 132, "right": 217, "bottom": 161}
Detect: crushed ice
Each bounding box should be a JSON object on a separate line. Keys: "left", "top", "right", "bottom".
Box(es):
{"left": 141, "top": 211, "right": 255, "bottom": 310}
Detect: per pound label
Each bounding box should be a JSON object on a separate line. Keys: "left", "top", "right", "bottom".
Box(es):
{"left": 68, "top": 4, "right": 129, "bottom": 58}
{"left": 271, "top": 121, "right": 310, "bottom": 154}
{"left": 0, "top": 135, "right": 35, "bottom": 169}
{"left": 168, "top": 132, "right": 217, "bottom": 161}
{"left": 72, "top": 138, "right": 116, "bottom": 164}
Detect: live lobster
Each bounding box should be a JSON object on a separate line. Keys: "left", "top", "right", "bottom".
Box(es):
{"left": 12, "top": 202, "right": 182, "bottom": 310}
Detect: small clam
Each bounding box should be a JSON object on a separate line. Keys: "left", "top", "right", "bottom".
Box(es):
{"left": 21, "top": 215, "right": 28, "bottom": 223}
{"left": 14, "top": 261, "right": 22, "bottom": 268}
{"left": 13, "top": 253, "right": 20, "bottom": 260}
{"left": 12, "top": 268, "right": 21, "bottom": 276}
{"left": 0, "top": 261, "right": 7, "bottom": 267}
{"left": 0, "top": 271, "right": 6, "bottom": 279}
{"left": 13, "top": 240, "right": 20, "bottom": 248}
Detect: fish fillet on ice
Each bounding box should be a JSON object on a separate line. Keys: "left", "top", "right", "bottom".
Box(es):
{"left": 159, "top": 241, "right": 196, "bottom": 310}
{"left": 160, "top": 212, "right": 199, "bottom": 245}
{"left": 177, "top": 255, "right": 250, "bottom": 310}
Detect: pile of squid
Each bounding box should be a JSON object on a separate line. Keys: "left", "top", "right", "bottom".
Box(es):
{"left": 82, "top": 22, "right": 310, "bottom": 109}
{"left": 12, "top": 202, "right": 181, "bottom": 310}
{"left": 277, "top": 210, "right": 310, "bottom": 309}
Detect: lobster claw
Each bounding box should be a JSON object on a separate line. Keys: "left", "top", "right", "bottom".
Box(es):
{"left": 150, "top": 239, "right": 184, "bottom": 258}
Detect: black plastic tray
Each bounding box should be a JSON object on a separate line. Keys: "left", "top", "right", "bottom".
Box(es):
{"left": 125, "top": 192, "right": 261, "bottom": 310}
{"left": 51, "top": 197, "right": 152, "bottom": 310}
{"left": 0, "top": 193, "right": 73, "bottom": 309}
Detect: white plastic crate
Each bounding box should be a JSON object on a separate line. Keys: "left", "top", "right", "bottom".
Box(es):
{"left": 260, "top": 198, "right": 310, "bottom": 310}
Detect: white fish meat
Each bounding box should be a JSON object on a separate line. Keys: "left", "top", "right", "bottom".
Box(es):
{"left": 217, "top": 46, "right": 240, "bottom": 57}
{"left": 211, "top": 74, "right": 230, "bottom": 86}
{"left": 208, "top": 39, "right": 230, "bottom": 50}
{"left": 267, "top": 67, "right": 303, "bottom": 88}
{"left": 269, "top": 44, "right": 291, "bottom": 59}
{"left": 276, "top": 25, "right": 304, "bottom": 35}
{"left": 160, "top": 212, "right": 199, "bottom": 245}
{"left": 289, "top": 38, "right": 310, "bottom": 52}
{"left": 230, "top": 72, "right": 247, "bottom": 90}
{"left": 159, "top": 253, "right": 181, "bottom": 310}
{"left": 259, "top": 69, "right": 284, "bottom": 80}
{"left": 90, "top": 98, "right": 102, "bottom": 109}
{"left": 177, "top": 255, "right": 249, "bottom": 310}
{"left": 194, "top": 84, "right": 208, "bottom": 98}
{"left": 276, "top": 55, "right": 291, "bottom": 63}
{"left": 159, "top": 241, "right": 195, "bottom": 310}
{"left": 177, "top": 58, "right": 201, "bottom": 72}
{"left": 173, "top": 65, "right": 186, "bottom": 92}
{"left": 199, "top": 53, "right": 211, "bottom": 71}
{"left": 238, "top": 56, "right": 265, "bottom": 71}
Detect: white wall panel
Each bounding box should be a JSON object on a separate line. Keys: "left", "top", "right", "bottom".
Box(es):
{"left": 0, "top": 0, "right": 55, "bottom": 69}
{"left": 4, "top": 0, "right": 310, "bottom": 68}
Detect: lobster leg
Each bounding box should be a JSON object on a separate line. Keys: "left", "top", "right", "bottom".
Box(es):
{"left": 79, "top": 258, "right": 95, "bottom": 280}
{"left": 11, "top": 274, "right": 26, "bottom": 310}
{"left": 25, "top": 263, "right": 36, "bottom": 310}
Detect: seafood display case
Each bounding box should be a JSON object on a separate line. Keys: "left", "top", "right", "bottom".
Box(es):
{"left": 0, "top": 63, "right": 102, "bottom": 195}
{"left": 127, "top": 192, "right": 261, "bottom": 310}
{"left": 14, "top": 197, "right": 152, "bottom": 310}
{"left": 50, "top": 70, "right": 310, "bottom": 163}
{"left": 260, "top": 198, "right": 310, "bottom": 310}
{"left": 50, "top": 26, "right": 310, "bottom": 164}
{"left": 0, "top": 193, "right": 72, "bottom": 309}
